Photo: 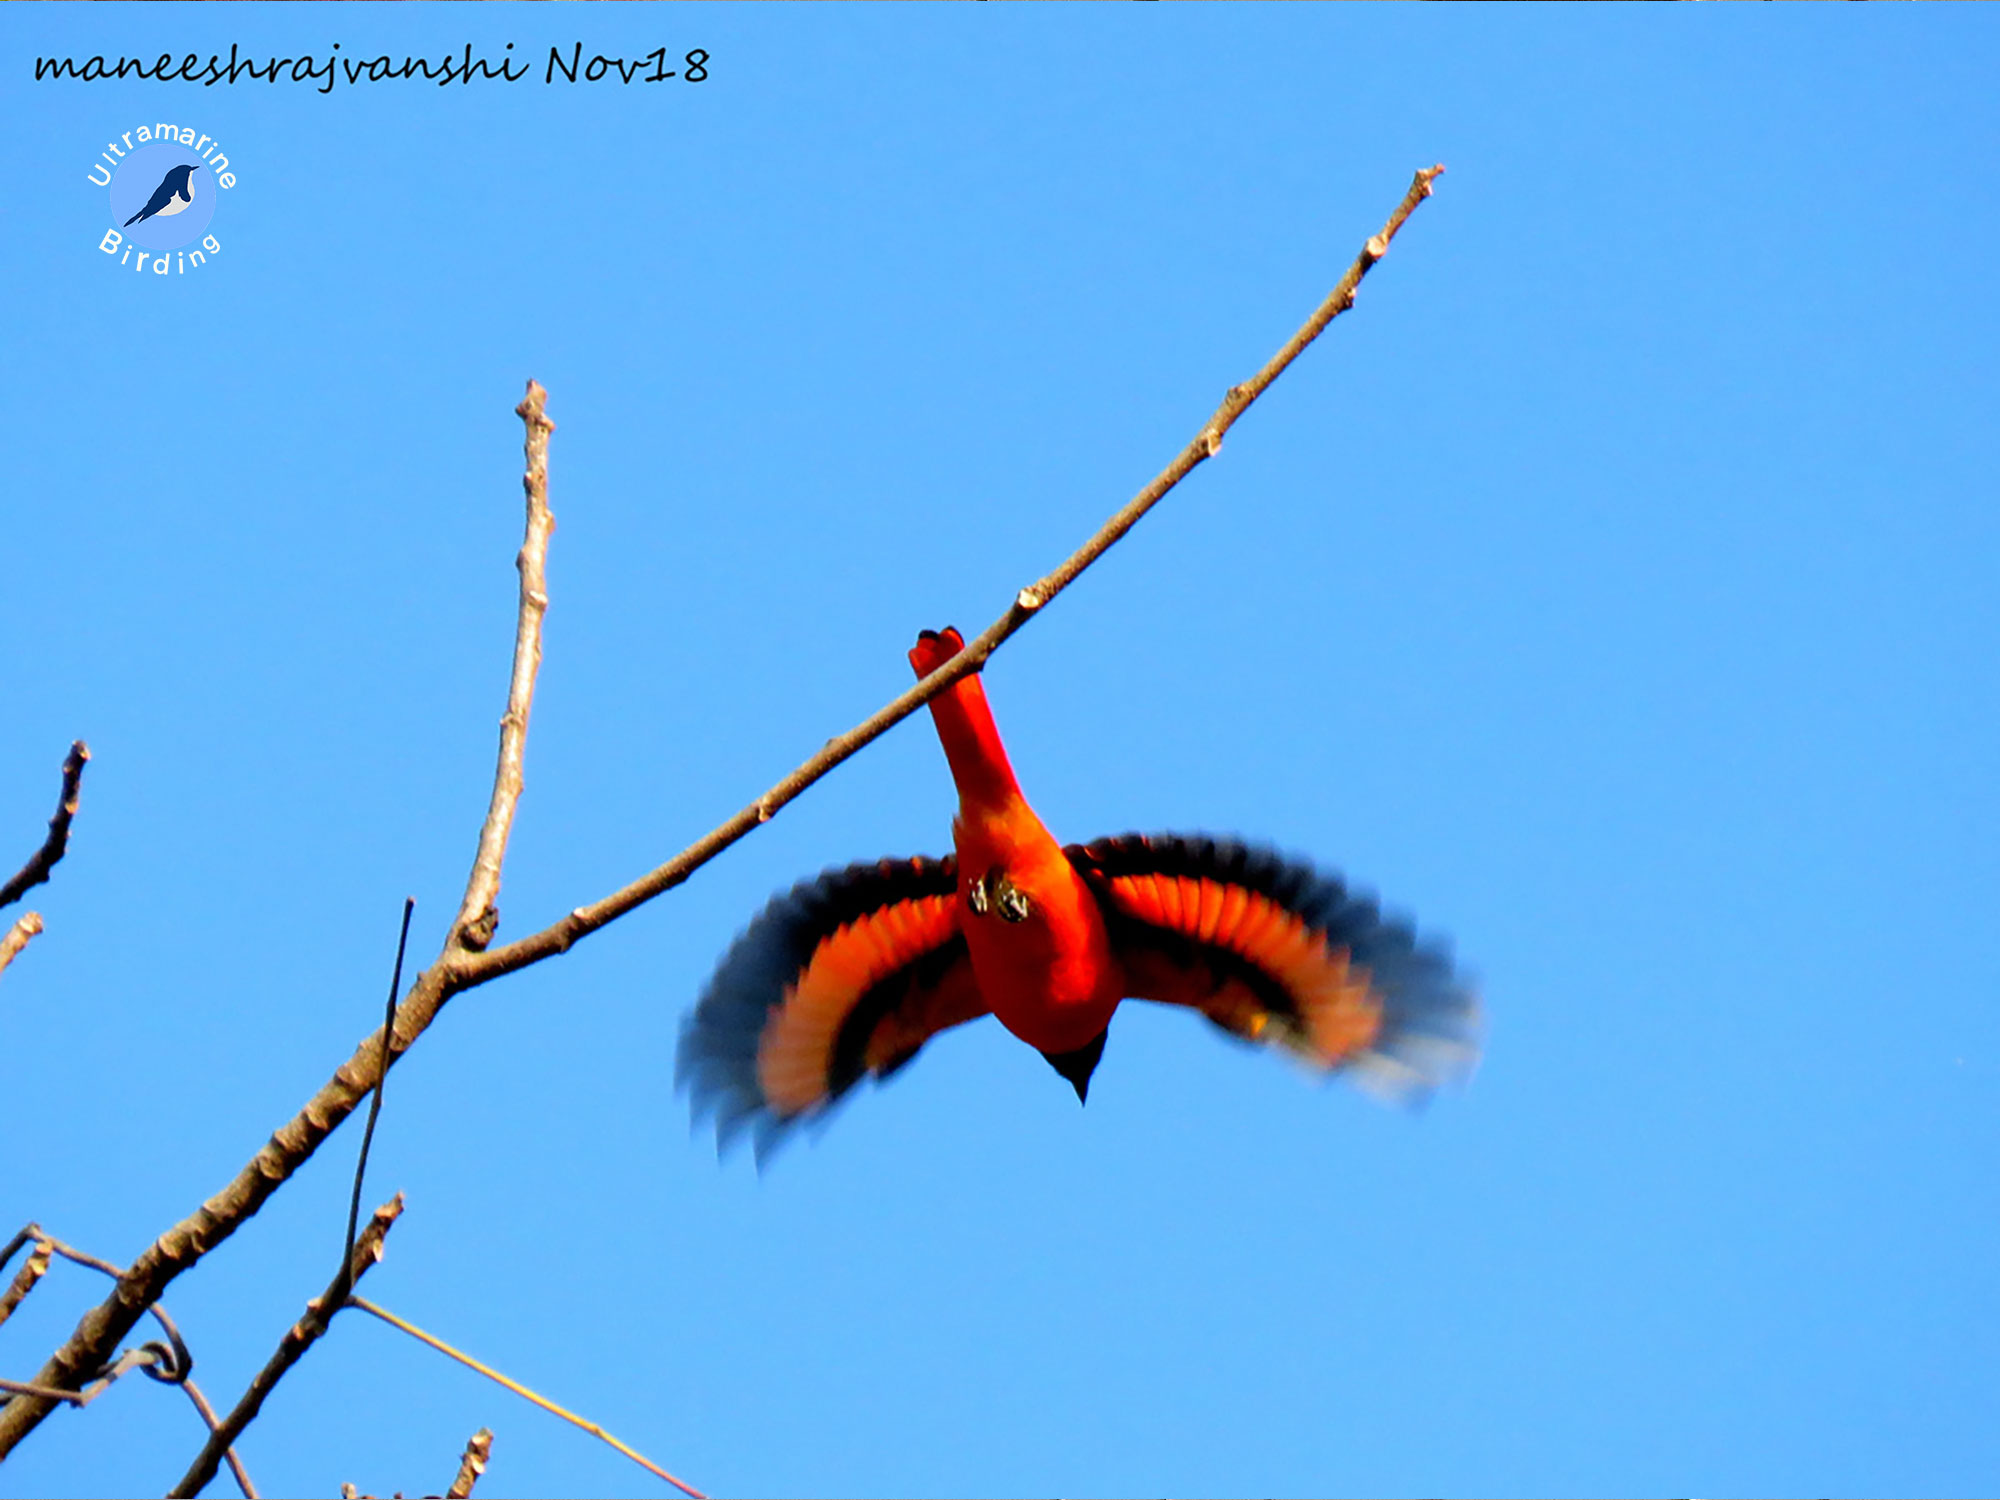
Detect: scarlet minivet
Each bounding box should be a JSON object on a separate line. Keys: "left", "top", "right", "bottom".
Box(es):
{"left": 679, "top": 628, "right": 1480, "bottom": 1157}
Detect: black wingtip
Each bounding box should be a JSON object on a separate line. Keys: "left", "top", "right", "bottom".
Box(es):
{"left": 678, "top": 853, "right": 963, "bottom": 1162}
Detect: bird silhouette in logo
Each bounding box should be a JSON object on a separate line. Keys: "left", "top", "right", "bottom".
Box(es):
{"left": 124, "top": 163, "right": 201, "bottom": 227}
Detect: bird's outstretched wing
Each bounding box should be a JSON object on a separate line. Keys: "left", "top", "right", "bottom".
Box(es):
{"left": 1068, "top": 834, "right": 1480, "bottom": 1097}
{"left": 677, "top": 855, "right": 988, "bottom": 1155}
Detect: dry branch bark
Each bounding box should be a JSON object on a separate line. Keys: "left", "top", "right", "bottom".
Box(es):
{"left": 0, "top": 169, "right": 1444, "bottom": 1461}
{"left": 446, "top": 1426, "right": 493, "bottom": 1499}
{"left": 455, "top": 386, "right": 555, "bottom": 953}
{"left": 0, "top": 742, "right": 88, "bottom": 912}
{"left": 0, "top": 1240, "right": 50, "bottom": 1330}
{"left": 0, "top": 913, "right": 43, "bottom": 982}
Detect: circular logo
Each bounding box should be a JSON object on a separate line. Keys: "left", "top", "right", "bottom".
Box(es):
{"left": 107, "top": 142, "right": 216, "bottom": 251}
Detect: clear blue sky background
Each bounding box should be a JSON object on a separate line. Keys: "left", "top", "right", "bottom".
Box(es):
{"left": 3, "top": 6, "right": 1995, "bottom": 1498}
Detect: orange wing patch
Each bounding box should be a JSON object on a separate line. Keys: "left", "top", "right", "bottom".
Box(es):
{"left": 678, "top": 855, "right": 989, "bottom": 1156}
{"left": 757, "top": 891, "right": 962, "bottom": 1113}
{"left": 1100, "top": 871, "right": 1383, "bottom": 1064}
{"left": 1068, "top": 835, "right": 1479, "bottom": 1097}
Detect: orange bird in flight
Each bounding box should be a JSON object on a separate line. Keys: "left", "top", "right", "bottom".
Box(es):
{"left": 679, "top": 627, "right": 1479, "bottom": 1156}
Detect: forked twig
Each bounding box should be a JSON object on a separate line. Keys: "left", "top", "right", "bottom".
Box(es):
{"left": 0, "top": 1228, "right": 254, "bottom": 1495}
{"left": 180, "top": 1377, "right": 259, "bottom": 1499}
{"left": 168, "top": 1198, "right": 404, "bottom": 1499}
{"left": 468, "top": 165, "right": 1448, "bottom": 979}
{"left": 0, "top": 381, "right": 565, "bottom": 1453}
{"left": 0, "top": 171, "right": 1446, "bottom": 1457}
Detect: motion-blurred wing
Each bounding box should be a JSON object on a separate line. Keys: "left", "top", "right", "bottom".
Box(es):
{"left": 1067, "top": 834, "right": 1479, "bottom": 1097}
{"left": 677, "top": 855, "right": 989, "bottom": 1154}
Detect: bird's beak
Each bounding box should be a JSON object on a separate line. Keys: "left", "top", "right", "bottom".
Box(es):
{"left": 1040, "top": 1030, "right": 1107, "bottom": 1108}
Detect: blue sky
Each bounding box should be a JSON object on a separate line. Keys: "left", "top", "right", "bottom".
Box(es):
{"left": 3, "top": 5, "right": 1995, "bottom": 1497}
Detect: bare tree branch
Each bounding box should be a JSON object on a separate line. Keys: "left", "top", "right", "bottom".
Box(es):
{"left": 0, "top": 169, "right": 1445, "bottom": 1459}
{"left": 455, "top": 383, "right": 555, "bottom": 954}
{"left": 0, "top": 377, "right": 562, "bottom": 1456}
{"left": 0, "top": 1228, "right": 252, "bottom": 1490}
{"left": 0, "top": 742, "right": 88, "bottom": 913}
{"left": 168, "top": 1196, "right": 404, "bottom": 1499}
{"left": 0, "top": 913, "right": 44, "bottom": 982}
{"left": 446, "top": 1426, "right": 493, "bottom": 1500}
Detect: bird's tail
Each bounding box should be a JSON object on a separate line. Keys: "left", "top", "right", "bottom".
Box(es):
{"left": 909, "top": 627, "right": 1021, "bottom": 806}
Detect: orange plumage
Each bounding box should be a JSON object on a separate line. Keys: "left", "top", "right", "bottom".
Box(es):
{"left": 678, "top": 628, "right": 1479, "bottom": 1156}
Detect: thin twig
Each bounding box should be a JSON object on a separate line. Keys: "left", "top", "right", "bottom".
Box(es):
{"left": 180, "top": 1376, "right": 259, "bottom": 1500}
{"left": 0, "top": 912, "right": 43, "bottom": 981}
{"left": 0, "top": 741, "right": 88, "bottom": 912}
{"left": 455, "top": 382, "right": 555, "bottom": 953}
{"left": 0, "top": 1376, "right": 82, "bottom": 1404}
{"left": 168, "top": 1197, "right": 404, "bottom": 1499}
{"left": 39, "top": 1232, "right": 124, "bottom": 1280}
{"left": 0, "top": 1238, "right": 49, "bottom": 1329}
{"left": 447, "top": 1426, "right": 494, "bottom": 1500}
{"left": 348, "top": 1298, "right": 703, "bottom": 1498}
{"left": 7, "top": 1341, "right": 174, "bottom": 1407}
{"left": 0, "top": 1226, "right": 36, "bottom": 1275}
{"left": 0, "top": 169, "right": 1445, "bottom": 1458}
{"left": 339, "top": 900, "right": 415, "bottom": 1303}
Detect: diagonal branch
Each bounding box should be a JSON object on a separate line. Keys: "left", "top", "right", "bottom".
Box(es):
{"left": 462, "top": 164, "right": 1449, "bottom": 981}
{"left": 0, "top": 168, "right": 1444, "bottom": 1459}
{"left": 455, "top": 383, "right": 556, "bottom": 953}
{"left": 0, "top": 742, "right": 88, "bottom": 913}
{"left": 178, "top": 1376, "right": 259, "bottom": 1500}
{"left": 168, "top": 1196, "right": 404, "bottom": 1499}
{"left": 0, "top": 1228, "right": 253, "bottom": 1492}
{"left": 349, "top": 1298, "right": 703, "bottom": 1498}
